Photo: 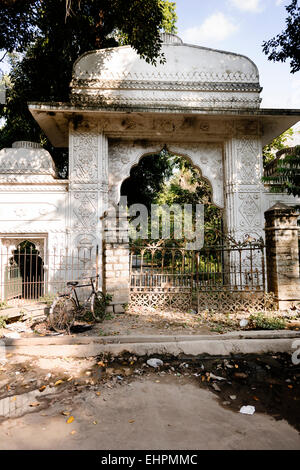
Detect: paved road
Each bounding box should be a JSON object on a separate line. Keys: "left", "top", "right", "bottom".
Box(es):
{"left": 0, "top": 375, "right": 299, "bottom": 450}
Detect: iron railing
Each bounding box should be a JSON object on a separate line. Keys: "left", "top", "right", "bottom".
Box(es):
{"left": 0, "top": 245, "right": 99, "bottom": 305}
{"left": 130, "top": 237, "right": 266, "bottom": 294}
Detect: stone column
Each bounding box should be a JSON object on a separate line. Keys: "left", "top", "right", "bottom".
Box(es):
{"left": 265, "top": 203, "right": 300, "bottom": 310}
{"left": 103, "top": 208, "right": 130, "bottom": 313}
{"left": 224, "top": 132, "right": 265, "bottom": 241}
{"left": 224, "top": 128, "right": 266, "bottom": 288}
{"left": 68, "top": 120, "right": 109, "bottom": 285}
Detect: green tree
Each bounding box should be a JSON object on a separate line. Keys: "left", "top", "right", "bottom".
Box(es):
{"left": 0, "top": 0, "right": 177, "bottom": 175}
{"left": 121, "top": 150, "right": 174, "bottom": 210}
{"left": 262, "top": 0, "right": 300, "bottom": 73}
{"left": 263, "top": 145, "right": 300, "bottom": 197}
{"left": 263, "top": 128, "right": 294, "bottom": 165}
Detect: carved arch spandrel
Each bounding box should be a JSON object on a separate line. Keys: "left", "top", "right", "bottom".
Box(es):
{"left": 0, "top": 237, "right": 46, "bottom": 260}
{"left": 108, "top": 141, "right": 224, "bottom": 209}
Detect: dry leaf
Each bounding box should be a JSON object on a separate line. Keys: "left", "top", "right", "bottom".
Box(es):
{"left": 253, "top": 396, "right": 260, "bottom": 401}
{"left": 54, "top": 380, "right": 64, "bottom": 386}
{"left": 93, "top": 421, "right": 98, "bottom": 425}
{"left": 61, "top": 411, "right": 71, "bottom": 416}
{"left": 129, "top": 419, "right": 135, "bottom": 423}
{"left": 97, "top": 361, "right": 105, "bottom": 367}
{"left": 66, "top": 416, "right": 75, "bottom": 424}
{"left": 288, "top": 385, "right": 293, "bottom": 389}
{"left": 11, "top": 396, "right": 17, "bottom": 402}
{"left": 96, "top": 392, "right": 101, "bottom": 396}
{"left": 39, "top": 385, "right": 46, "bottom": 392}
{"left": 70, "top": 430, "right": 76, "bottom": 435}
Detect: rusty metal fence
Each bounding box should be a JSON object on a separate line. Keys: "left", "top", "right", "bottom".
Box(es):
{"left": 129, "top": 237, "right": 268, "bottom": 311}
{"left": 0, "top": 244, "right": 98, "bottom": 305}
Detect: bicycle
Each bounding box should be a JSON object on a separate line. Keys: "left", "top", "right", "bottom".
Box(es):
{"left": 47, "top": 275, "right": 107, "bottom": 334}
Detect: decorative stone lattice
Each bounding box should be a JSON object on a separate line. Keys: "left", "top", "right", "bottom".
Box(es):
{"left": 130, "top": 292, "right": 192, "bottom": 310}
{"left": 198, "top": 290, "right": 276, "bottom": 313}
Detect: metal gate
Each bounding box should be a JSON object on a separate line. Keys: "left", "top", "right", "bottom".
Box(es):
{"left": 129, "top": 236, "right": 269, "bottom": 312}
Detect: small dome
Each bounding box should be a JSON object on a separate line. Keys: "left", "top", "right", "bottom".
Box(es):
{"left": 0, "top": 143, "right": 55, "bottom": 176}
{"left": 71, "top": 40, "right": 261, "bottom": 110}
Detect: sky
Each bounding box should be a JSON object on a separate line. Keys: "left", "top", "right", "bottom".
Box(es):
{"left": 175, "top": 0, "right": 300, "bottom": 110}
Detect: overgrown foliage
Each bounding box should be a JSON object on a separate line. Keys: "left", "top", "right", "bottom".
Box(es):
{"left": 249, "top": 312, "right": 286, "bottom": 330}
{"left": 263, "top": 145, "right": 300, "bottom": 197}
{"left": 263, "top": 128, "right": 294, "bottom": 165}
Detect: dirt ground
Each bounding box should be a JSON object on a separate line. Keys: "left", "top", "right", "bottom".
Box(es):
{"left": 0, "top": 353, "right": 299, "bottom": 450}
{"left": 1, "top": 303, "right": 300, "bottom": 339}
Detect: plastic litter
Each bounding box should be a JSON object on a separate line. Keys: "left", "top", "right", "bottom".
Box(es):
{"left": 146, "top": 358, "right": 163, "bottom": 368}
{"left": 239, "top": 405, "right": 255, "bottom": 415}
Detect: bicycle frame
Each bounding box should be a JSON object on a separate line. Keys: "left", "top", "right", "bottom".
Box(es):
{"left": 60, "top": 276, "right": 99, "bottom": 310}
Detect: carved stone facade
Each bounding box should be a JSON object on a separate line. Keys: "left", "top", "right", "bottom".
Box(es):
{"left": 1, "top": 34, "right": 299, "bottom": 305}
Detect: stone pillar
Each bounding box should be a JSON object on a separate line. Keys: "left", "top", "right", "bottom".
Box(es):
{"left": 224, "top": 132, "right": 265, "bottom": 241}
{"left": 265, "top": 203, "right": 300, "bottom": 310}
{"left": 103, "top": 209, "right": 130, "bottom": 313}
{"left": 68, "top": 120, "right": 109, "bottom": 284}
{"left": 224, "top": 131, "right": 266, "bottom": 287}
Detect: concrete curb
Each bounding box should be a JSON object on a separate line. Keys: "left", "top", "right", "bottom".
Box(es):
{"left": 2, "top": 330, "right": 300, "bottom": 358}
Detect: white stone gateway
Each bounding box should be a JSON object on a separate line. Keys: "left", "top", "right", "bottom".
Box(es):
{"left": 0, "top": 34, "right": 299, "bottom": 302}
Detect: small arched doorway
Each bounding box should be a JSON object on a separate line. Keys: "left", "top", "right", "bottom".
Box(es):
{"left": 11, "top": 241, "right": 44, "bottom": 299}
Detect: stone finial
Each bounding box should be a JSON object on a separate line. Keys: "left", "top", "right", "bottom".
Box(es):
{"left": 12, "top": 141, "right": 42, "bottom": 149}
{"left": 160, "top": 33, "right": 183, "bottom": 45}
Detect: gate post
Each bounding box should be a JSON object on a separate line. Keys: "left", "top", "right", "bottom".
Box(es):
{"left": 264, "top": 203, "right": 300, "bottom": 310}
{"left": 102, "top": 209, "right": 130, "bottom": 313}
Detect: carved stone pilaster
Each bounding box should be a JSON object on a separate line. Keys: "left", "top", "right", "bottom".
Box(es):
{"left": 69, "top": 122, "right": 109, "bottom": 284}
{"left": 224, "top": 136, "right": 264, "bottom": 241}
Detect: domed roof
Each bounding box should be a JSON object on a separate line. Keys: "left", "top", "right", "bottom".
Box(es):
{"left": 71, "top": 34, "right": 261, "bottom": 110}
{"left": 0, "top": 141, "right": 56, "bottom": 182}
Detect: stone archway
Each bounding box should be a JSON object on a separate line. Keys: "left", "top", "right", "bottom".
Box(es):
{"left": 0, "top": 236, "right": 46, "bottom": 302}
{"left": 108, "top": 141, "right": 224, "bottom": 211}
{"left": 12, "top": 241, "right": 44, "bottom": 299}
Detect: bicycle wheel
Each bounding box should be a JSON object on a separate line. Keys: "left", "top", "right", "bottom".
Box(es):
{"left": 91, "top": 291, "right": 106, "bottom": 322}
{"left": 48, "top": 297, "right": 76, "bottom": 334}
